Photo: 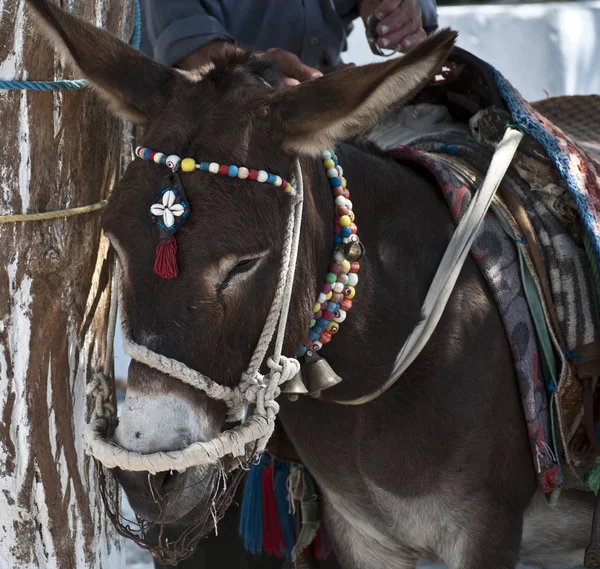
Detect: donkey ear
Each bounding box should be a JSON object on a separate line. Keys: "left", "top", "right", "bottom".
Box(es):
{"left": 26, "top": 0, "right": 180, "bottom": 123}
{"left": 277, "top": 29, "right": 457, "bottom": 154}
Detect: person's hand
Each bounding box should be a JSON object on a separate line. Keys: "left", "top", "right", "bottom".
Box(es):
{"left": 371, "top": 0, "right": 426, "bottom": 52}
{"left": 264, "top": 48, "right": 323, "bottom": 86}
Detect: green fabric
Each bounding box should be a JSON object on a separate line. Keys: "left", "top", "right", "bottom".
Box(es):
{"left": 291, "top": 470, "right": 322, "bottom": 561}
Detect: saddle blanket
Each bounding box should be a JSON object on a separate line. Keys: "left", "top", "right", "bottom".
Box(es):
{"left": 386, "top": 66, "right": 600, "bottom": 495}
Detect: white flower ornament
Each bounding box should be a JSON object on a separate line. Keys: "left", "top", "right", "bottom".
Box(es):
{"left": 149, "top": 188, "right": 189, "bottom": 232}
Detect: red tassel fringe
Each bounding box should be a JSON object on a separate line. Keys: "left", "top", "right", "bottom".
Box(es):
{"left": 154, "top": 237, "right": 178, "bottom": 279}
{"left": 261, "top": 465, "right": 284, "bottom": 558}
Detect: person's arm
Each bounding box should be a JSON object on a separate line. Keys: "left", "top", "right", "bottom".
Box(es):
{"left": 140, "top": 0, "right": 233, "bottom": 68}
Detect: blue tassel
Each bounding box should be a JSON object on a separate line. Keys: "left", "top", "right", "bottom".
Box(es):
{"left": 239, "top": 454, "right": 267, "bottom": 555}
{"left": 274, "top": 459, "right": 296, "bottom": 558}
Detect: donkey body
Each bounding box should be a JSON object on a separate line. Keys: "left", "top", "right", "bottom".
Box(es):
{"left": 27, "top": 1, "right": 593, "bottom": 567}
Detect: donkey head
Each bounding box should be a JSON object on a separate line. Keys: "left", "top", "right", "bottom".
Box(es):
{"left": 28, "top": 0, "right": 456, "bottom": 526}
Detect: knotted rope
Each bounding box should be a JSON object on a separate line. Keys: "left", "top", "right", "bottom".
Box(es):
{"left": 84, "top": 160, "right": 305, "bottom": 474}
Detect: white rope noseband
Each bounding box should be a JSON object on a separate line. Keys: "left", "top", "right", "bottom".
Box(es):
{"left": 84, "top": 159, "right": 305, "bottom": 474}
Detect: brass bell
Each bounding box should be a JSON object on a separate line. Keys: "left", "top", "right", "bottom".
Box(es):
{"left": 281, "top": 369, "right": 309, "bottom": 402}
{"left": 302, "top": 352, "right": 342, "bottom": 398}
{"left": 344, "top": 240, "right": 365, "bottom": 262}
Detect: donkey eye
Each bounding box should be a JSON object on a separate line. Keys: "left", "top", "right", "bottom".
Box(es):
{"left": 231, "top": 258, "right": 259, "bottom": 274}
{"left": 216, "top": 257, "right": 262, "bottom": 294}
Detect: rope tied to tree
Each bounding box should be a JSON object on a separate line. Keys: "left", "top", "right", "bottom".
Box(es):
{"left": 0, "top": 0, "right": 141, "bottom": 92}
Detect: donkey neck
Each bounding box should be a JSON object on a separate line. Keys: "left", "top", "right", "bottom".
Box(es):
{"left": 305, "top": 142, "right": 458, "bottom": 401}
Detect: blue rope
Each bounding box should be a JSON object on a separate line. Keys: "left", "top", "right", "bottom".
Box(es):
{"left": 1, "top": 0, "right": 141, "bottom": 92}
{"left": 0, "top": 79, "right": 87, "bottom": 91}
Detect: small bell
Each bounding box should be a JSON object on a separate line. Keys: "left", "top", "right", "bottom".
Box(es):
{"left": 344, "top": 240, "right": 365, "bottom": 262}
{"left": 281, "top": 369, "right": 309, "bottom": 402}
{"left": 302, "top": 352, "right": 342, "bottom": 398}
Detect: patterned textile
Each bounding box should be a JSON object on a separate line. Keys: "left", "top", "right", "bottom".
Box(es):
{"left": 388, "top": 145, "right": 564, "bottom": 493}
{"left": 493, "top": 69, "right": 600, "bottom": 281}
{"left": 383, "top": 69, "right": 600, "bottom": 493}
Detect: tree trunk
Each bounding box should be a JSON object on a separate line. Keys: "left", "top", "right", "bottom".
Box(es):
{"left": 0, "top": 1, "right": 134, "bottom": 566}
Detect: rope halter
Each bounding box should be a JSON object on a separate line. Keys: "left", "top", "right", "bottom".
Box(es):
{"left": 84, "top": 156, "right": 305, "bottom": 474}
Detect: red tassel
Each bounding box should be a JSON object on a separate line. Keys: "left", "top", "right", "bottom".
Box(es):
{"left": 154, "top": 237, "right": 178, "bottom": 279}
{"left": 261, "top": 465, "right": 284, "bottom": 558}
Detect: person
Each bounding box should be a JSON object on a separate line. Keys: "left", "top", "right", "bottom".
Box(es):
{"left": 140, "top": 0, "right": 439, "bottom": 83}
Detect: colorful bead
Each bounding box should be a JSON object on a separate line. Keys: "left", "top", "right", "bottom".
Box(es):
{"left": 310, "top": 319, "right": 316, "bottom": 328}
{"left": 266, "top": 173, "right": 277, "bottom": 184}
{"left": 336, "top": 273, "right": 346, "bottom": 283}
{"left": 325, "top": 291, "right": 333, "bottom": 300}
{"left": 337, "top": 206, "right": 349, "bottom": 216}
{"left": 218, "top": 164, "right": 229, "bottom": 176}
{"left": 181, "top": 158, "right": 196, "bottom": 172}
{"left": 209, "top": 162, "right": 219, "bottom": 174}
{"left": 335, "top": 196, "right": 346, "bottom": 207}
{"left": 333, "top": 309, "right": 347, "bottom": 323}
{"left": 317, "top": 318, "right": 329, "bottom": 328}
{"left": 238, "top": 167, "right": 249, "bottom": 179}
{"left": 321, "top": 150, "right": 332, "bottom": 160}
{"left": 228, "top": 165, "right": 239, "bottom": 177}
{"left": 320, "top": 331, "right": 332, "bottom": 344}
{"left": 341, "top": 176, "right": 347, "bottom": 188}
{"left": 323, "top": 158, "right": 335, "bottom": 170}
{"left": 340, "top": 226, "right": 352, "bottom": 238}
{"left": 297, "top": 346, "right": 307, "bottom": 357}
{"left": 325, "top": 272, "right": 337, "bottom": 284}
{"left": 329, "top": 177, "right": 341, "bottom": 188}
{"left": 153, "top": 152, "right": 165, "bottom": 164}
{"left": 249, "top": 169, "right": 259, "bottom": 180}
{"left": 327, "top": 168, "right": 338, "bottom": 178}
{"left": 326, "top": 301, "right": 337, "bottom": 312}
{"left": 313, "top": 303, "right": 321, "bottom": 313}
{"left": 331, "top": 292, "right": 343, "bottom": 303}
{"left": 199, "top": 161, "right": 209, "bottom": 171}
{"left": 333, "top": 187, "right": 344, "bottom": 197}
{"left": 166, "top": 155, "right": 181, "bottom": 170}
{"left": 332, "top": 282, "right": 344, "bottom": 293}
{"left": 347, "top": 273, "right": 358, "bottom": 286}
{"left": 350, "top": 262, "right": 360, "bottom": 273}
{"left": 312, "top": 341, "right": 323, "bottom": 351}
{"left": 274, "top": 176, "right": 282, "bottom": 187}
{"left": 340, "top": 298, "right": 352, "bottom": 311}
{"left": 322, "top": 283, "right": 332, "bottom": 294}
{"left": 327, "top": 322, "right": 339, "bottom": 334}
{"left": 317, "top": 292, "right": 327, "bottom": 304}
{"left": 257, "top": 170, "right": 268, "bottom": 183}
{"left": 344, "top": 286, "right": 355, "bottom": 299}
{"left": 309, "top": 330, "right": 321, "bottom": 341}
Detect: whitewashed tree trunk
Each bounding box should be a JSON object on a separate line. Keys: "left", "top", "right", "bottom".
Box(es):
{"left": 0, "top": 1, "right": 134, "bottom": 566}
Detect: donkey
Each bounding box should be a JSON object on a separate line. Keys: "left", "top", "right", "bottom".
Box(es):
{"left": 27, "top": 1, "right": 595, "bottom": 568}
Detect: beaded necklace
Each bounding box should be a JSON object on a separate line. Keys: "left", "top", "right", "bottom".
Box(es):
{"left": 133, "top": 145, "right": 363, "bottom": 357}
{"left": 296, "top": 149, "right": 362, "bottom": 357}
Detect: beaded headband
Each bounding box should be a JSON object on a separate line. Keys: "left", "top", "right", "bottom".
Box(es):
{"left": 134, "top": 145, "right": 362, "bottom": 360}
{"left": 135, "top": 146, "right": 297, "bottom": 278}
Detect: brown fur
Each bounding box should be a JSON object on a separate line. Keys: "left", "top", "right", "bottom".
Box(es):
{"left": 26, "top": 2, "right": 592, "bottom": 568}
